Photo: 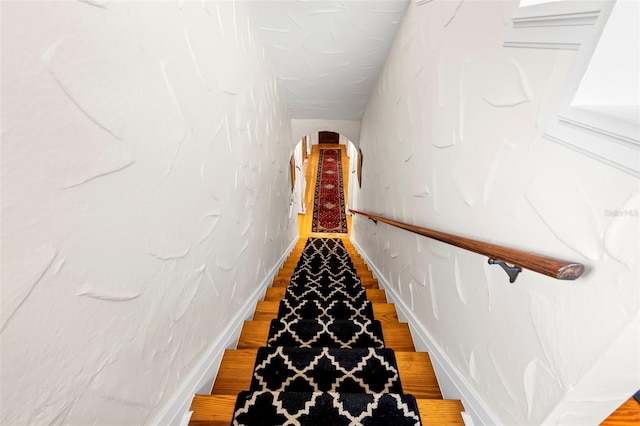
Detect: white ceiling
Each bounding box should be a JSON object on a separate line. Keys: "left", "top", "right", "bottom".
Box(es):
{"left": 247, "top": 0, "right": 410, "bottom": 120}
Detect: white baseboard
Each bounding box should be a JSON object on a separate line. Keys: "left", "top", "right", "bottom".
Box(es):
{"left": 152, "top": 236, "right": 299, "bottom": 426}
{"left": 350, "top": 236, "right": 499, "bottom": 426}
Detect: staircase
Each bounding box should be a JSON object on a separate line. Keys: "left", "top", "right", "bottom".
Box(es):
{"left": 189, "top": 237, "right": 465, "bottom": 425}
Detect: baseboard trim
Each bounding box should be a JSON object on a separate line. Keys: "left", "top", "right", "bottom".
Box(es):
{"left": 350, "top": 236, "right": 499, "bottom": 426}
{"left": 152, "top": 236, "right": 299, "bottom": 426}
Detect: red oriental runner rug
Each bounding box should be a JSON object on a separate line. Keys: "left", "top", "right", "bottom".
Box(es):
{"left": 312, "top": 149, "right": 348, "bottom": 233}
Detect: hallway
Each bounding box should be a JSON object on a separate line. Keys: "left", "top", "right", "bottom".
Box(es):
{"left": 298, "top": 144, "right": 352, "bottom": 239}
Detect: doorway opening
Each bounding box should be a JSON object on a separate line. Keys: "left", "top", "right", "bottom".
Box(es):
{"left": 294, "top": 131, "right": 359, "bottom": 237}
{"left": 318, "top": 131, "right": 340, "bottom": 144}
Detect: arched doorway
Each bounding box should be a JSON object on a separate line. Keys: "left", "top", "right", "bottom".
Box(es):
{"left": 294, "top": 131, "right": 360, "bottom": 236}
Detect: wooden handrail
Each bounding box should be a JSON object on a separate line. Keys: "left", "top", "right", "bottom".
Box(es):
{"left": 349, "top": 209, "right": 584, "bottom": 281}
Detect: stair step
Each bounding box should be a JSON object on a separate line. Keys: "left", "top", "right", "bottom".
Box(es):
{"left": 283, "top": 256, "right": 366, "bottom": 265}
{"left": 230, "top": 391, "right": 422, "bottom": 424}
{"left": 238, "top": 320, "right": 415, "bottom": 351}
{"left": 284, "top": 255, "right": 364, "bottom": 262}
{"left": 417, "top": 399, "right": 466, "bottom": 425}
{"left": 601, "top": 396, "right": 640, "bottom": 425}
{"left": 211, "top": 348, "right": 258, "bottom": 395}
{"left": 360, "top": 277, "right": 380, "bottom": 288}
{"left": 267, "top": 318, "right": 386, "bottom": 349}
{"left": 281, "top": 265, "right": 372, "bottom": 274}
{"left": 249, "top": 347, "right": 403, "bottom": 393}
{"left": 290, "top": 244, "right": 357, "bottom": 251}
{"left": 190, "top": 394, "right": 464, "bottom": 425}
{"left": 190, "top": 394, "right": 236, "bottom": 425}
{"left": 253, "top": 300, "right": 398, "bottom": 322}
{"left": 211, "top": 349, "right": 442, "bottom": 399}
{"left": 271, "top": 276, "right": 292, "bottom": 286}
{"left": 396, "top": 352, "right": 443, "bottom": 399}
{"left": 283, "top": 256, "right": 367, "bottom": 264}
{"left": 287, "top": 252, "right": 360, "bottom": 259}
{"left": 279, "top": 270, "right": 375, "bottom": 281}
{"left": 281, "top": 263, "right": 370, "bottom": 273}
{"left": 272, "top": 275, "right": 379, "bottom": 289}
{"left": 274, "top": 285, "right": 369, "bottom": 303}
{"left": 263, "top": 286, "right": 387, "bottom": 302}
{"left": 266, "top": 299, "right": 375, "bottom": 322}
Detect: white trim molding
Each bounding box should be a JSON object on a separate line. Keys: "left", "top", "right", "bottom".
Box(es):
{"left": 546, "top": 105, "right": 640, "bottom": 175}
{"left": 542, "top": 0, "right": 639, "bottom": 176}
{"left": 504, "top": 1, "right": 606, "bottom": 50}
{"left": 506, "top": 0, "right": 639, "bottom": 176}
{"left": 350, "top": 236, "right": 500, "bottom": 426}
{"left": 152, "top": 236, "right": 299, "bottom": 426}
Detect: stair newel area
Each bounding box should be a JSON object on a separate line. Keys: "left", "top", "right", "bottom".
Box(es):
{"left": 189, "top": 237, "right": 465, "bottom": 425}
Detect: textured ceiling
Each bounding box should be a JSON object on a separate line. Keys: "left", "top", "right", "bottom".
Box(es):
{"left": 247, "top": 0, "right": 410, "bottom": 120}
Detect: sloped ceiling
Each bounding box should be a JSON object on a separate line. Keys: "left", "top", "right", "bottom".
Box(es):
{"left": 247, "top": 0, "right": 410, "bottom": 120}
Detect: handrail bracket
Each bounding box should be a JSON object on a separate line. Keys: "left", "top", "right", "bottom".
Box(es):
{"left": 368, "top": 217, "right": 378, "bottom": 225}
{"left": 488, "top": 258, "right": 522, "bottom": 283}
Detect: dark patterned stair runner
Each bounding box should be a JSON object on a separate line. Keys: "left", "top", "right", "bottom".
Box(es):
{"left": 232, "top": 238, "right": 422, "bottom": 425}
{"left": 233, "top": 391, "right": 421, "bottom": 425}
{"left": 277, "top": 298, "right": 375, "bottom": 321}
{"left": 267, "top": 318, "right": 385, "bottom": 349}
{"left": 251, "top": 347, "right": 402, "bottom": 393}
{"left": 282, "top": 284, "right": 368, "bottom": 303}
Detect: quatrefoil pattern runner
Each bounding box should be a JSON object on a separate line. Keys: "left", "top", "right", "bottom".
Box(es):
{"left": 277, "top": 299, "right": 375, "bottom": 322}
{"left": 251, "top": 347, "right": 402, "bottom": 394}
{"left": 283, "top": 284, "right": 367, "bottom": 303}
{"left": 290, "top": 240, "right": 360, "bottom": 287}
{"left": 232, "top": 238, "right": 422, "bottom": 425}
{"left": 267, "top": 318, "right": 385, "bottom": 349}
{"left": 233, "top": 391, "right": 421, "bottom": 426}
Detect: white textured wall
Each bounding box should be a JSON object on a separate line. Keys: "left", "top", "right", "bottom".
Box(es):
{"left": 1, "top": 1, "right": 296, "bottom": 424}
{"left": 353, "top": 1, "right": 639, "bottom": 425}
{"left": 247, "top": 0, "right": 408, "bottom": 120}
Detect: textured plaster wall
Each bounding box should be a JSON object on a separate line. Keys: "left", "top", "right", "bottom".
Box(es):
{"left": 353, "top": 1, "right": 639, "bottom": 425}
{"left": 1, "top": 1, "right": 296, "bottom": 424}
{"left": 247, "top": 0, "right": 409, "bottom": 120}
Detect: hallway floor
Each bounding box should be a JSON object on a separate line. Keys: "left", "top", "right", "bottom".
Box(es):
{"left": 298, "top": 143, "right": 352, "bottom": 239}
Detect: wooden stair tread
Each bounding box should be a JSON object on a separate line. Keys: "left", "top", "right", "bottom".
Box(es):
{"left": 210, "top": 349, "right": 442, "bottom": 399}
{"left": 279, "top": 268, "right": 373, "bottom": 278}
{"left": 190, "top": 394, "right": 236, "bottom": 425}
{"left": 601, "top": 397, "right": 640, "bottom": 425}
{"left": 211, "top": 349, "right": 257, "bottom": 395}
{"left": 253, "top": 300, "right": 398, "bottom": 322}
{"left": 237, "top": 320, "right": 415, "bottom": 352}
{"left": 417, "top": 399, "right": 466, "bottom": 425}
{"left": 190, "top": 394, "right": 464, "bottom": 425}
{"left": 263, "top": 287, "right": 387, "bottom": 303}
{"left": 280, "top": 263, "right": 369, "bottom": 271}
{"left": 396, "top": 351, "right": 443, "bottom": 399}
{"left": 283, "top": 254, "right": 364, "bottom": 260}
{"left": 272, "top": 276, "right": 379, "bottom": 289}
{"left": 287, "top": 251, "right": 363, "bottom": 257}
